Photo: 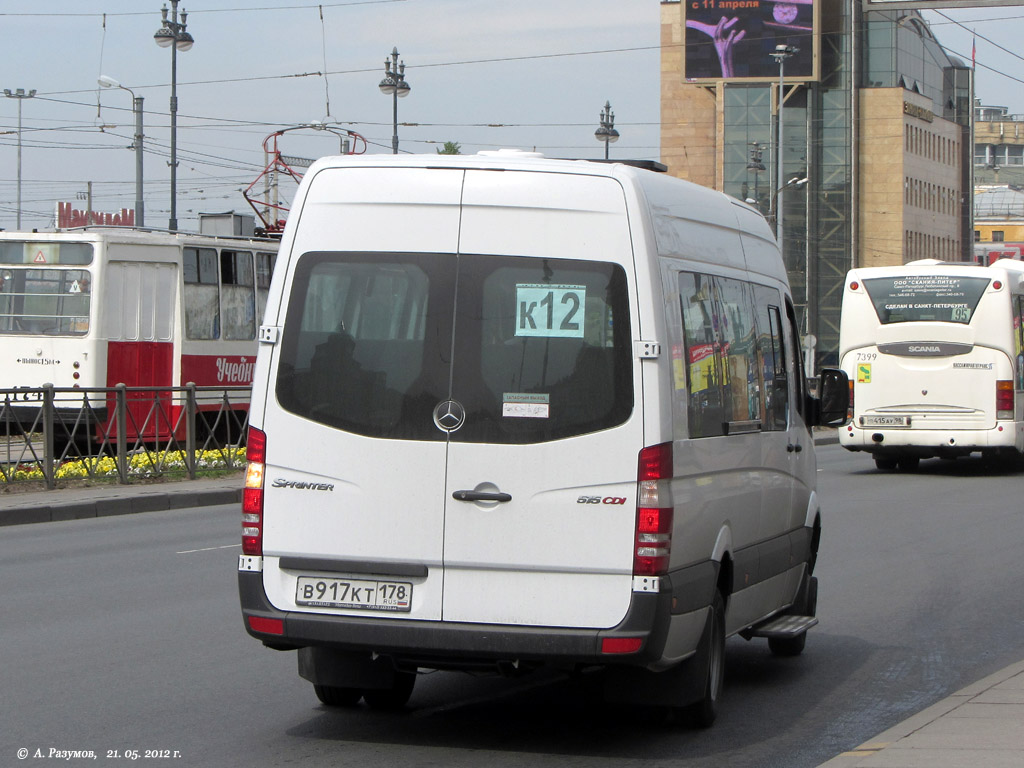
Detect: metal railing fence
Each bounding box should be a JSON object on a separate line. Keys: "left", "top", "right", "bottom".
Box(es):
{"left": 1, "top": 384, "right": 251, "bottom": 489}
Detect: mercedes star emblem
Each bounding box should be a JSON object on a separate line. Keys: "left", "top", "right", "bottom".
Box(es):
{"left": 433, "top": 400, "right": 466, "bottom": 433}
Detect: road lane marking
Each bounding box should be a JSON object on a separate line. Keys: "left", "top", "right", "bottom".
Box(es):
{"left": 177, "top": 544, "right": 241, "bottom": 554}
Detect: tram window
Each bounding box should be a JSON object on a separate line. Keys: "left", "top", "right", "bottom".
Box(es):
{"left": 256, "top": 252, "right": 275, "bottom": 321}
{"left": 221, "top": 250, "right": 256, "bottom": 340}
{"left": 183, "top": 246, "right": 220, "bottom": 339}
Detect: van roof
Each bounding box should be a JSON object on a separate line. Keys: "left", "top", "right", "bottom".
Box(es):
{"left": 299, "top": 150, "right": 783, "bottom": 284}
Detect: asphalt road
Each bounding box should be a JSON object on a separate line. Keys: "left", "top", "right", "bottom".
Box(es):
{"left": 2, "top": 443, "right": 1023, "bottom": 767}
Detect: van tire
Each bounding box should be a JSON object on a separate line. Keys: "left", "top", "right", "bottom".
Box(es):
{"left": 313, "top": 684, "right": 362, "bottom": 707}
{"left": 684, "top": 590, "right": 725, "bottom": 728}
{"left": 362, "top": 671, "right": 416, "bottom": 711}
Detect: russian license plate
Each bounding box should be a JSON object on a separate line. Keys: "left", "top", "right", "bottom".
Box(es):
{"left": 861, "top": 415, "right": 910, "bottom": 427}
{"left": 295, "top": 576, "right": 412, "bottom": 612}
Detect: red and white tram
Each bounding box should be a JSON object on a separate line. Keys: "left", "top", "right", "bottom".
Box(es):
{"left": 0, "top": 227, "right": 277, "bottom": 439}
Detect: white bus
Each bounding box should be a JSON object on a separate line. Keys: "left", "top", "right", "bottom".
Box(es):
{"left": 0, "top": 228, "right": 277, "bottom": 440}
{"left": 839, "top": 259, "right": 1024, "bottom": 470}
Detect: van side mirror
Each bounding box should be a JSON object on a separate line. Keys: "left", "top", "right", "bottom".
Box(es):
{"left": 812, "top": 367, "right": 849, "bottom": 427}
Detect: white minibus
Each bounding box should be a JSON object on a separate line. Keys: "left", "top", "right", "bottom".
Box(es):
{"left": 839, "top": 259, "right": 1024, "bottom": 469}
{"left": 238, "top": 150, "right": 847, "bottom": 725}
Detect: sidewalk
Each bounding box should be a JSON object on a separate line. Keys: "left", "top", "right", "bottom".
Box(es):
{"left": 818, "top": 659, "right": 1024, "bottom": 767}
{"left": 0, "top": 473, "right": 242, "bottom": 526}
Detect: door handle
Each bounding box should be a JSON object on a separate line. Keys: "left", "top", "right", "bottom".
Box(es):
{"left": 452, "top": 490, "right": 512, "bottom": 503}
{"left": 787, "top": 443, "right": 803, "bottom": 453}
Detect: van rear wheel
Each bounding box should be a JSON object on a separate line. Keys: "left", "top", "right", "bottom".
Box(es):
{"left": 313, "top": 684, "right": 362, "bottom": 707}
{"left": 684, "top": 590, "right": 725, "bottom": 728}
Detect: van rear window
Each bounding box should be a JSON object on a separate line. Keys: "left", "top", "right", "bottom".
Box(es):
{"left": 276, "top": 252, "right": 633, "bottom": 443}
{"left": 863, "top": 275, "right": 989, "bottom": 324}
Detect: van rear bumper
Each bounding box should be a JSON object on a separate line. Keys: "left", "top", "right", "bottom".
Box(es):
{"left": 238, "top": 571, "right": 675, "bottom": 667}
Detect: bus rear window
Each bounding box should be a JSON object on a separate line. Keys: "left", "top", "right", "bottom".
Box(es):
{"left": 864, "top": 275, "right": 990, "bottom": 324}
{"left": 0, "top": 268, "right": 91, "bottom": 335}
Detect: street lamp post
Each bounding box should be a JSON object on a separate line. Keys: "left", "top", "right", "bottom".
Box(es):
{"left": 769, "top": 176, "right": 808, "bottom": 224}
{"left": 154, "top": 1, "right": 194, "bottom": 231}
{"left": 98, "top": 76, "right": 145, "bottom": 228}
{"left": 378, "top": 48, "right": 411, "bottom": 155}
{"left": 4, "top": 87, "right": 36, "bottom": 230}
{"left": 594, "top": 101, "right": 619, "bottom": 159}
{"left": 769, "top": 44, "right": 798, "bottom": 245}
{"left": 747, "top": 141, "right": 766, "bottom": 212}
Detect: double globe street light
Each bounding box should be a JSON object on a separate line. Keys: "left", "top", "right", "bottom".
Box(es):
{"left": 379, "top": 48, "right": 411, "bottom": 155}
{"left": 594, "top": 101, "right": 619, "bottom": 160}
{"left": 154, "top": 1, "right": 194, "bottom": 231}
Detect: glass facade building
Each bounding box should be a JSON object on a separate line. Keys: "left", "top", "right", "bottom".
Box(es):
{"left": 661, "top": 0, "right": 972, "bottom": 369}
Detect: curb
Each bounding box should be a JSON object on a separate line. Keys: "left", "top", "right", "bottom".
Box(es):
{"left": 0, "top": 483, "right": 242, "bottom": 527}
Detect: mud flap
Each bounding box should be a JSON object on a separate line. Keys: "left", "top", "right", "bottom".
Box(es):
{"left": 603, "top": 608, "right": 713, "bottom": 708}
{"left": 298, "top": 647, "right": 401, "bottom": 691}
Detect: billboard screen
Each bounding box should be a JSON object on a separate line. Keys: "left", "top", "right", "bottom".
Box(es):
{"left": 865, "top": 1, "right": 1021, "bottom": 8}
{"left": 683, "top": 0, "right": 818, "bottom": 82}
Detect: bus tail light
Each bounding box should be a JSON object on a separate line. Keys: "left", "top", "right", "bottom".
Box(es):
{"left": 996, "top": 380, "right": 1014, "bottom": 420}
{"left": 847, "top": 378, "right": 855, "bottom": 421}
{"left": 242, "top": 426, "right": 266, "bottom": 556}
{"left": 634, "top": 443, "right": 673, "bottom": 576}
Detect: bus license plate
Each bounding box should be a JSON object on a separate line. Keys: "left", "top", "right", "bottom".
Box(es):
{"left": 861, "top": 415, "right": 910, "bottom": 427}
{"left": 295, "top": 576, "right": 412, "bottom": 612}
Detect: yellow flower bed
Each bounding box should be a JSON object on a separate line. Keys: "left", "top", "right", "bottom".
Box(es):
{"left": 1, "top": 448, "right": 246, "bottom": 483}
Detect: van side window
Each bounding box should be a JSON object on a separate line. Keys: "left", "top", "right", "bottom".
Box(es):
{"left": 679, "top": 272, "right": 726, "bottom": 437}
{"left": 679, "top": 272, "right": 791, "bottom": 437}
{"left": 755, "top": 289, "right": 789, "bottom": 431}
{"left": 182, "top": 246, "right": 219, "bottom": 340}
{"left": 785, "top": 298, "right": 807, "bottom": 421}
{"left": 715, "top": 277, "right": 760, "bottom": 427}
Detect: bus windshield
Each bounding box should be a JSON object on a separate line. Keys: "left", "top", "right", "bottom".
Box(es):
{"left": 0, "top": 267, "right": 91, "bottom": 336}
{"left": 863, "top": 275, "right": 990, "bottom": 324}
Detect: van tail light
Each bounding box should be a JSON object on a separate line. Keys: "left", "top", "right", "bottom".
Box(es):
{"left": 996, "top": 380, "right": 1014, "bottom": 420}
{"left": 601, "top": 637, "right": 644, "bottom": 655}
{"left": 242, "top": 427, "right": 266, "bottom": 556}
{"left": 634, "top": 443, "right": 673, "bottom": 577}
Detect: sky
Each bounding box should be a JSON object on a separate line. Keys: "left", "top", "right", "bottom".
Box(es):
{"left": 0, "top": 1, "right": 1021, "bottom": 234}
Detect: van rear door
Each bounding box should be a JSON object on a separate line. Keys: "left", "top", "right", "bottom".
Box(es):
{"left": 258, "top": 167, "right": 465, "bottom": 623}
{"left": 440, "top": 170, "right": 643, "bottom": 628}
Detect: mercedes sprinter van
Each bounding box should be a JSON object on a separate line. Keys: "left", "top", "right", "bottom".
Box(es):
{"left": 238, "top": 150, "right": 847, "bottom": 725}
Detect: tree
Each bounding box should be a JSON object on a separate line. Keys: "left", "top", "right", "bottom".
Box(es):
{"left": 436, "top": 141, "right": 462, "bottom": 155}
